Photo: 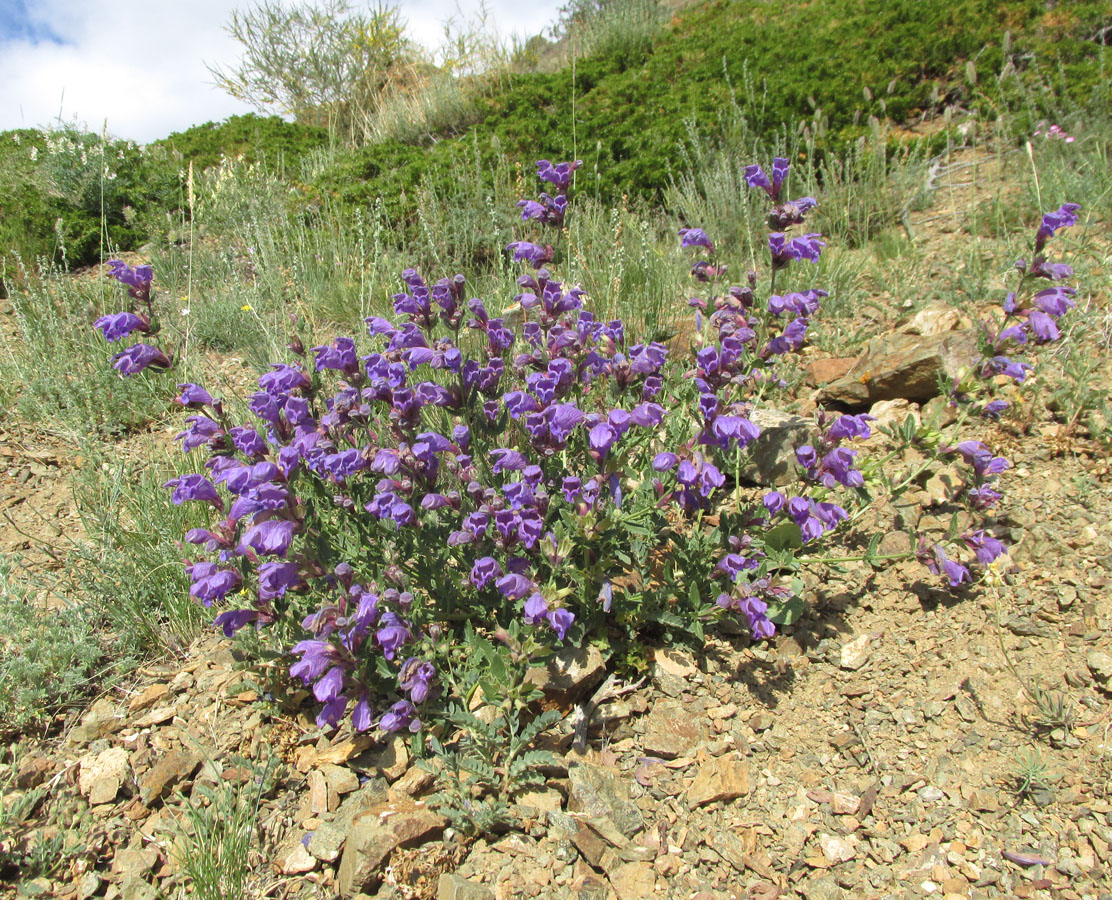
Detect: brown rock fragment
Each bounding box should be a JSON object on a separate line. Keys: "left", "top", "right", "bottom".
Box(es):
{"left": 687, "top": 755, "right": 749, "bottom": 808}
{"left": 337, "top": 800, "right": 447, "bottom": 896}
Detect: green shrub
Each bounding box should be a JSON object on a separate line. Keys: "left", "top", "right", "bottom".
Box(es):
{"left": 0, "top": 559, "right": 103, "bottom": 737}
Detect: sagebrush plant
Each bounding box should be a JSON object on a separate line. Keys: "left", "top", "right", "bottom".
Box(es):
{"left": 0, "top": 558, "right": 103, "bottom": 737}
{"left": 93, "top": 154, "right": 1080, "bottom": 744}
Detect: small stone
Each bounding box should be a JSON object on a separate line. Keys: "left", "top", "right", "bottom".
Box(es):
{"left": 652, "top": 648, "right": 697, "bottom": 678}
{"left": 322, "top": 763, "right": 360, "bottom": 795}
{"left": 568, "top": 763, "right": 643, "bottom": 838}
{"left": 818, "top": 833, "right": 856, "bottom": 864}
{"left": 1087, "top": 651, "right": 1112, "bottom": 689}
{"left": 807, "top": 357, "right": 860, "bottom": 387}
{"left": 134, "top": 706, "right": 176, "bottom": 728}
{"left": 831, "top": 792, "right": 860, "bottom": 816}
{"left": 374, "top": 735, "right": 410, "bottom": 782}
{"left": 389, "top": 765, "right": 436, "bottom": 799}
{"left": 76, "top": 872, "right": 102, "bottom": 900}
{"left": 516, "top": 789, "right": 564, "bottom": 813}
{"left": 525, "top": 644, "right": 607, "bottom": 701}
{"left": 804, "top": 876, "right": 844, "bottom": 900}
{"left": 642, "top": 700, "right": 702, "bottom": 759}
{"left": 68, "top": 698, "right": 125, "bottom": 744}
{"left": 275, "top": 835, "right": 318, "bottom": 874}
{"left": 308, "top": 821, "right": 347, "bottom": 862}
{"left": 15, "top": 754, "right": 52, "bottom": 790}
{"left": 79, "top": 747, "right": 131, "bottom": 806}
{"left": 687, "top": 756, "right": 749, "bottom": 808}
{"left": 139, "top": 749, "right": 201, "bottom": 806}
{"left": 338, "top": 800, "right": 447, "bottom": 895}
{"left": 742, "top": 409, "right": 819, "bottom": 486}
{"left": 128, "top": 683, "right": 170, "bottom": 713}
{"left": 437, "top": 874, "right": 494, "bottom": 900}
{"left": 918, "top": 786, "right": 945, "bottom": 803}
{"left": 839, "top": 634, "right": 873, "bottom": 671}
{"left": 608, "top": 861, "right": 655, "bottom": 900}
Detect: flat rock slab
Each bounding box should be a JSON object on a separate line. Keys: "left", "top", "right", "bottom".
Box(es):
{"left": 138, "top": 749, "right": 201, "bottom": 806}
{"left": 641, "top": 700, "right": 703, "bottom": 759}
{"left": 338, "top": 799, "right": 447, "bottom": 896}
{"left": 742, "top": 409, "right": 819, "bottom": 486}
{"left": 78, "top": 747, "right": 131, "bottom": 805}
{"left": 818, "top": 329, "right": 981, "bottom": 409}
{"left": 687, "top": 756, "right": 749, "bottom": 808}
{"left": 525, "top": 644, "right": 607, "bottom": 701}
{"left": 567, "top": 762, "right": 643, "bottom": 839}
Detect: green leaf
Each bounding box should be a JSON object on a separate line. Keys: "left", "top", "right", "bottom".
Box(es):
{"left": 765, "top": 521, "right": 803, "bottom": 552}
{"left": 769, "top": 594, "right": 805, "bottom": 625}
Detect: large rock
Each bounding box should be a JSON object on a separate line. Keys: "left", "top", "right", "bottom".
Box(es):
{"left": 742, "top": 409, "right": 819, "bottom": 486}
{"left": 525, "top": 644, "right": 607, "bottom": 702}
{"left": 567, "top": 762, "right": 643, "bottom": 839}
{"left": 337, "top": 799, "right": 447, "bottom": 896}
{"left": 818, "top": 329, "right": 981, "bottom": 409}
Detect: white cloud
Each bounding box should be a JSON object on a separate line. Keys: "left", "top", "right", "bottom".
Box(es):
{"left": 0, "top": 0, "right": 562, "bottom": 143}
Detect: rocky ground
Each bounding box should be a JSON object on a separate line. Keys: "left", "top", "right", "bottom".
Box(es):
{"left": 1, "top": 148, "right": 1110, "bottom": 900}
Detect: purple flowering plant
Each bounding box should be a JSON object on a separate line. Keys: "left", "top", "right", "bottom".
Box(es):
{"left": 111, "top": 156, "right": 1022, "bottom": 739}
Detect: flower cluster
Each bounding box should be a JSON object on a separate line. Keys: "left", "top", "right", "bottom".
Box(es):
{"left": 963, "top": 203, "right": 1080, "bottom": 417}
{"left": 95, "top": 260, "right": 172, "bottom": 377}
{"left": 135, "top": 154, "right": 1026, "bottom": 735}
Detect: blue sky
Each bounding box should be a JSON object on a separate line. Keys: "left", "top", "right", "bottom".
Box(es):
{"left": 0, "top": 0, "right": 563, "bottom": 143}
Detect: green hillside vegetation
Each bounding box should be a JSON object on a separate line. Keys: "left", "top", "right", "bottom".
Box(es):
{"left": 0, "top": 0, "right": 1108, "bottom": 276}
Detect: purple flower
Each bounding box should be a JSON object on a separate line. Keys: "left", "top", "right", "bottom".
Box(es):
{"left": 176, "top": 415, "right": 222, "bottom": 452}
{"left": 546, "top": 607, "right": 575, "bottom": 640}
{"left": 507, "top": 241, "right": 554, "bottom": 269}
{"left": 985, "top": 356, "right": 1032, "bottom": 382}
{"left": 1035, "top": 203, "right": 1081, "bottom": 251}
{"left": 311, "top": 337, "right": 360, "bottom": 374}
{"left": 535, "top": 159, "right": 581, "bottom": 192}
{"left": 257, "top": 561, "right": 304, "bottom": 600}
{"left": 259, "top": 363, "right": 310, "bottom": 395}
{"left": 314, "top": 666, "right": 346, "bottom": 703}
{"left": 106, "top": 259, "right": 152, "bottom": 301}
{"left": 111, "top": 343, "right": 172, "bottom": 376}
{"left": 980, "top": 400, "right": 1008, "bottom": 419}
{"left": 524, "top": 592, "right": 549, "bottom": 625}
{"left": 963, "top": 530, "right": 1007, "bottom": 566}
{"left": 398, "top": 657, "right": 436, "bottom": 704}
{"left": 470, "top": 556, "right": 503, "bottom": 589}
{"left": 744, "top": 163, "right": 773, "bottom": 196}
{"left": 589, "top": 423, "right": 618, "bottom": 458}
{"left": 376, "top": 613, "right": 412, "bottom": 661}
{"left": 213, "top": 609, "right": 258, "bottom": 638}
{"left": 491, "top": 448, "right": 528, "bottom": 473}
{"left": 763, "top": 491, "right": 785, "bottom": 516}
{"left": 238, "top": 519, "right": 297, "bottom": 557}
{"left": 1033, "top": 286, "right": 1076, "bottom": 318}
{"left": 630, "top": 403, "right": 665, "bottom": 428}
{"left": 176, "top": 383, "right": 215, "bottom": 407}
{"left": 826, "top": 414, "right": 874, "bottom": 442}
{"left": 678, "top": 228, "right": 715, "bottom": 252}
{"left": 290, "top": 640, "right": 339, "bottom": 683}
{"left": 769, "top": 232, "right": 825, "bottom": 268}
{"left": 230, "top": 426, "right": 266, "bottom": 458}
{"left": 496, "top": 573, "right": 534, "bottom": 600}
{"left": 365, "top": 492, "right": 415, "bottom": 527}
{"left": 1027, "top": 309, "right": 1059, "bottom": 343}
{"left": 164, "top": 474, "right": 223, "bottom": 510}
{"left": 94, "top": 311, "right": 147, "bottom": 343}
{"left": 652, "top": 452, "right": 678, "bottom": 471}
{"left": 187, "top": 562, "right": 242, "bottom": 606}
{"left": 380, "top": 700, "right": 421, "bottom": 733}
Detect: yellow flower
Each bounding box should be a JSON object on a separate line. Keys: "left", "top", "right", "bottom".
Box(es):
{"left": 241, "top": 304, "right": 253, "bottom": 312}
